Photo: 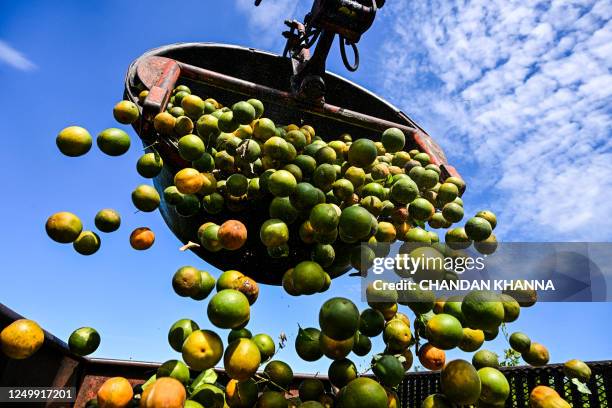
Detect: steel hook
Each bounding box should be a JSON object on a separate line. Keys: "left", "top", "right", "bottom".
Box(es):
{"left": 339, "top": 37, "right": 359, "bottom": 72}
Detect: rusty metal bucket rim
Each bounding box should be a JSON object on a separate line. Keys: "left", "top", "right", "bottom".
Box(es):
{"left": 120, "top": 41, "right": 457, "bottom": 285}
{"left": 124, "top": 41, "right": 427, "bottom": 137}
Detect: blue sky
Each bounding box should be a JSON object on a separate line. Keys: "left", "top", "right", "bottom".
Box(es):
{"left": 0, "top": 0, "right": 610, "bottom": 375}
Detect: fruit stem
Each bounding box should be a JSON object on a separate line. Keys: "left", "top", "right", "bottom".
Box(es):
{"left": 253, "top": 374, "right": 289, "bottom": 393}
{"left": 142, "top": 140, "right": 159, "bottom": 151}
{"left": 359, "top": 366, "right": 372, "bottom": 376}
{"left": 179, "top": 241, "right": 200, "bottom": 251}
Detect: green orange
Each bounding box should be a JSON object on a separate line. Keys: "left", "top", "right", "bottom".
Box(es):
{"left": 253, "top": 118, "right": 277, "bottom": 141}
{"left": 46, "top": 211, "right": 82, "bottom": 243}
{"left": 328, "top": 358, "right": 357, "bottom": 388}
{"left": 232, "top": 101, "right": 256, "bottom": 125}
{"left": 263, "top": 360, "right": 293, "bottom": 391}
{"left": 196, "top": 114, "right": 219, "bottom": 139}
{"left": 445, "top": 227, "right": 471, "bottom": 249}
{"left": 440, "top": 359, "right": 481, "bottom": 405}
{"left": 319, "top": 333, "right": 353, "bottom": 360}
{"left": 136, "top": 152, "right": 164, "bottom": 178}
{"left": 175, "top": 115, "right": 194, "bottom": 135}
{"left": 313, "top": 163, "right": 337, "bottom": 192}
{"left": 228, "top": 328, "right": 252, "bottom": 344}
{"left": 68, "top": 327, "right": 100, "bottom": 356}
{"left": 381, "top": 128, "right": 405, "bottom": 153}
{"left": 344, "top": 166, "right": 366, "bottom": 187}
{"left": 319, "top": 297, "right": 360, "bottom": 341}
{"left": 172, "top": 266, "right": 202, "bottom": 297}
{"left": 295, "top": 327, "right": 323, "bottom": 362}
{"left": 478, "top": 367, "right": 510, "bottom": 404}
{"left": 292, "top": 261, "right": 326, "bottom": 295}
{"left": 252, "top": 333, "right": 276, "bottom": 362}
{"left": 113, "top": 100, "right": 139, "bottom": 124}
{"left": 500, "top": 294, "right": 520, "bottom": 322}
{"left": 260, "top": 219, "right": 289, "bottom": 247}
{"left": 224, "top": 338, "right": 262, "bottom": 381}
{"left": 207, "top": 289, "right": 250, "bottom": 329}
{"left": 178, "top": 134, "right": 205, "bottom": 161}
{"left": 181, "top": 94, "right": 206, "bottom": 118}
{"left": 247, "top": 99, "right": 264, "bottom": 118}
{"left": 191, "top": 270, "right": 216, "bottom": 301}
{"left": 509, "top": 332, "right": 531, "bottom": 353}
{"left": 198, "top": 224, "right": 222, "bottom": 252}
{"left": 157, "top": 359, "right": 190, "bottom": 385}
{"left": 309, "top": 203, "right": 340, "bottom": 233}
{"left": 464, "top": 216, "right": 492, "bottom": 241}
{"left": 256, "top": 391, "right": 287, "bottom": 408}
{"left": 97, "top": 128, "right": 131, "bottom": 156}
{"left": 421, "top": 394, "right": 453, "bottom": 408}
{"left": 522, "top": 342, "right": 550, "bottom": 367}
{"left": 56, "top": 126, "right": 92, "bottom": 156}
{"left": 181, "top": 329, "right": 223, "bottom": 370}
{"left": 472, "top": 350, "right": 500, "bottom": 369}
{"left": 474, "top": 233, "right": 498, "bottom": 255}
{"left": 339, "top": 205, "right": 373, "bottom": 241}
{"left": 389, "top": 178, "right": 419, "bottom": 204}
{"left": 337, "top": 377, "right": 388, "bottom": 408}
{"left": 461, "top": 290, "right": 504, "bottom": 331}
{"left": 299, "top": 379, "right": 325, "bottom": 402}
{"left": 398, "top": 287, "right": 435, "bottom": 314}
{"left": 458, "top": 328, "right": 484, "bottom": 352}
{"left": 476, "top": 210, "right": 497, "bottom": 229}
{"left": 225, "top": 378, "right": 259, "bottom": 408}
{"left": 348, "top": 138, "right": 377, "bottom": 168}
{"left": 132, "top": 184, "right": 160, "bottom": 212}
{"left": 409, "top": 198, "right": 435, "bottom": 221}
{"left": 442, "top": 202, "right": 464, "bottom": 223}
{"left": 372, "top": 354, "right": 404, "bottom": 387}
{"left": 563, "top": 359, "right": 591, "bottom": 383}
{"left": 352, "top": 331, "right": 372, "bottom": 356}
{"left": 154, "top": 111, "right": 176, "bottom": 135}
{"left": 383, "top": 319, "right": 411, "bottom": 352}
{"left": 73, "top": 231, "right": 100, "bottom": 255}
{"left": 425, "top": 313, "right": 463, "bottom": 350}
{"left": 168, "top": 319, "right": 199, "bottom": 352}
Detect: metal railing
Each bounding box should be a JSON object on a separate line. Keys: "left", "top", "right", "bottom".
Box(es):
{"left": 1, "top": 304, "right": 610, "bottom": 407}
{"left": 397, "top": 361, "right": 611, "bottom": 407}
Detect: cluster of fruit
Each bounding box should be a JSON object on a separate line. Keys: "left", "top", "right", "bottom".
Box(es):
{"left": 49, "top": 99, "right": 160, "bottom": 254}
{"left": 45, "top": 208, "right": 155, "bottom": 254}
{"left": 49, "top": 84, "right": 501, "bottom": 284}
{"left": 88, "top": 257, "right": 585, "bottom": 408}
{"left": 143, "top": 85, "right": 500, "bottom": 291}
{"left": 13, "top": 82, "right": 587, "bottom": 408}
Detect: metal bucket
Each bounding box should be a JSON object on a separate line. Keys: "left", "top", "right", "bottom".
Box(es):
{"left": 124, "top": 43, "right": 457, "bottom": 285}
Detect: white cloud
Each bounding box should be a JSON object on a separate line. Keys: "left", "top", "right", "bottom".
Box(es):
{"left": 377, "top": 0, "right": 612, "bottom": 241}
{"left": 234, "top": 0, "right": 310, "bottom": 49}
{"left": 0, "top": 40, "right": 36, "bottom": 71}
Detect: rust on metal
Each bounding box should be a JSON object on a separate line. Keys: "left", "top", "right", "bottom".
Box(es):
{"left": 138, "top": 58, "right": 180, "bottom": 142}
{"left": 134, "top": 55, "right": 454, "bottom": 169}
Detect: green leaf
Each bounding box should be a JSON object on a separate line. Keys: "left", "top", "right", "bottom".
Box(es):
{"left": 190, "top": 369, "right": 218, "bottom": 394}
{"left": 571, "top": 378, "right": 591, "bottom": 394}
{"left": 141, "top": 374, "right": 156, "bottom": 391}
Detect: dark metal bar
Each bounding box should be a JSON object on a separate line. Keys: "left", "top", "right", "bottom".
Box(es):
{"left": 175, "top": 59, "right": 418, "bottom": 138}
{"left": 131, "top": 53, "right": 457, "bottom": 175}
